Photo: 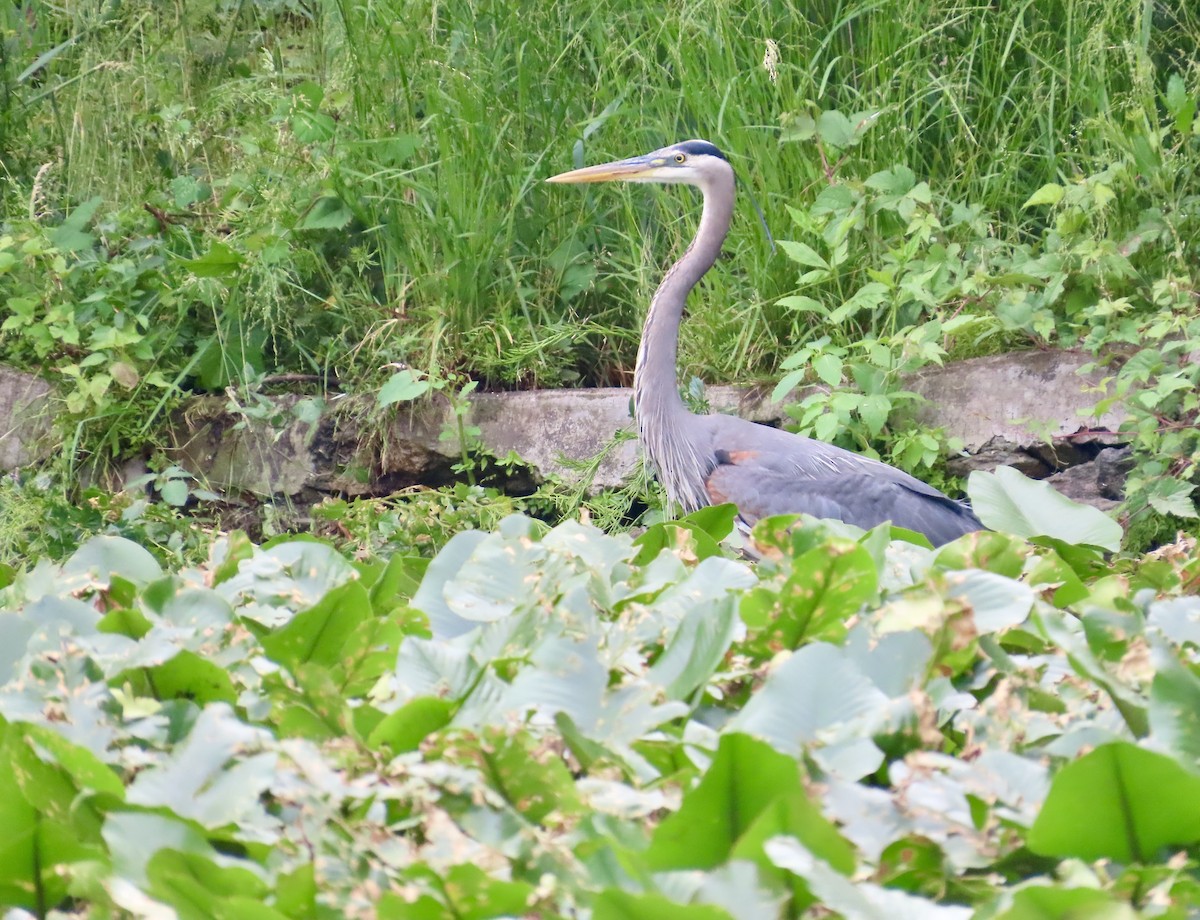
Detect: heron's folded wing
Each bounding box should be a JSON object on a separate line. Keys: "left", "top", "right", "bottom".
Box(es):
{"left": 704, "top": 454, "right": 981, "bottom": 546}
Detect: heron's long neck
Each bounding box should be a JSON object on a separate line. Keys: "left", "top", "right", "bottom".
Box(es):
{"left": 634, "top": 176, "right": 734, "bottom": 508}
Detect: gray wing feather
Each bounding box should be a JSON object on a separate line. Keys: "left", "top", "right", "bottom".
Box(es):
{"left": 701, "top": 414, "right": 982, "bottom": 546}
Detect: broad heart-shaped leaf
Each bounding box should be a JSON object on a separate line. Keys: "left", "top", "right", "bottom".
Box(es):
{"left": 259, "top": 578, "right": 371, "bottom": 672}
{"left": 731, "top": 792, "right": 856, "bottom": 912}
{"left": 633, "top": 520, "right": 724, "bottom": 564}
{"left": 941, "top": 568, "right": 1034, "bottom": 633}
{"left": 967, "top": 466, "right": 1123, "bottom": 551}
{"left": 740, "top": 539, "right": 878, "bottom": 653}
{"left": 0, "top": 606, "right": 39, "bottom": 685}
{"left": 64, "top": 534, "right": 163, "bottom": 588}
{"left": 103, "top": 812, "right": 224, "bottom": 888}
{"left": 464, "top": 728, "right": 584, "bottom": 823}
{"left": 0, "top": 723, "right": 106, "bottom": 910}
{"left": 146, "top": 849, "right": 285, "bottom": 920}
{"left": 409, "top": 529, "right": 491, "bottom": 638}
{"left": 682, "top": 502, "right": 738, "bottom": 541}
{"left": 219, "top": 539, "right": 358, "bottom": 622}
{"left": 127, "top": 705, "right": 277, "bottom": 831}
{"left": 127, "top": 650, "right": 238, "bottom": 706}
{"left": 1028, "top": 741, "right": 1200, "bottom": 862}
{"left": 1147, "top": 650, "right": 1200, "bottom": 769}
{"left": 17, "top": 723, "right": 124, "bottom": 798}
{"left": 367, "top": 697, "right": 454, "bottom": 754}
{"left": 646, "top": 733, "right": 853, "bottom": 878}
{"left": 363, "top": 553, "right": 429, "bottom": 613}
{"left": 592, "top": 891, "right": 735, "bottom": 920}
{"left": 1148, "top": 596, "right": 1200, "bottom": 647}
{"left": 648, "top": 584, "right": 741, "bottom": 701}
{"left": 728, "top": 643, "right": 888, "bottom": 778}
{"left": 380, "top": 864, "right": 533, "bottom": 920}
{"left": 996, "top": 886, "right": 1139, "bottom": 920}
{"left": 764, "top": 836, "right": 972, "bottom": 919}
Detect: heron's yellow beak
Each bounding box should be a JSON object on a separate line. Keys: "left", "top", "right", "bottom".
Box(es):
{"left": 545, "top": 155, "right": 667, "bottom": 184}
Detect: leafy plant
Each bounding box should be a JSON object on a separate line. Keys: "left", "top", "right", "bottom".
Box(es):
{"left": 310, "top": 484, "right": 528, "bottom": 559}
{"left": 1, "top": 506, "right": 1199, "bottom": 915}
{"left": 0, "top": 467, "right": 220, "bottom": 568}
{"left": 773, "top": 68, "right": 1200, "bottom": 533}
{"left": 377, "top": 367, "right": 488, "bottom": 485}
{"left": 2, "top": 0, "right": 1198, "bottom": 522}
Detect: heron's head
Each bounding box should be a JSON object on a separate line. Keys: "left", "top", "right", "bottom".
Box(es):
{"left": 546, "top": 139, "right": 732, "bottom": 189}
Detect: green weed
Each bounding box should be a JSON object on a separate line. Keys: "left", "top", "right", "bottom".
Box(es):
{"left": 1, "top": 0, "right": 1198, "bottom": 546}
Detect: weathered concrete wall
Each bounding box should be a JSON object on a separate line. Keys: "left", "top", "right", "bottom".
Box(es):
{"left": 467, "top": 385, "right": 786, "bottom": 491}
{"left": 0, "top": 366, "right": 53, "bottom": 470}
{"left": 906, "top": 350, "right": 1123, "bottom": 454}
{"left": 3, "top": 350, "right": 1131, "bottom": 511}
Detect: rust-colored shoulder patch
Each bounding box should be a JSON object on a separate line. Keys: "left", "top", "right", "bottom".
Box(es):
{"left": 714, "top": 448, "right": 759, "bottom": 466}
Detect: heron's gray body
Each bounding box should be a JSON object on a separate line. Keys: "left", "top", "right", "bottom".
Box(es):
{"left": 652, "top": 411, "right": 983, "bottom": 547}
{"left": 549, "top": 139, "right": 983, "bottom": 547}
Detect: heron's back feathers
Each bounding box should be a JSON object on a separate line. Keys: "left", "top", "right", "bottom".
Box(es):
{"left": 697, "top": 414, "right": 982, "bottom": 547}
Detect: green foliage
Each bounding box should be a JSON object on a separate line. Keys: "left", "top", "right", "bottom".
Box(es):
{"left": 1028, "top": 742, "right": 1200, "bottom": 863}
{"left": 1, "top": 512, "right": 1199, "bottom": 915}
{"left": 0, "top": 210, "right": 194, "bottom": 464}
{"left": 0, "top": 469, "right": 220, "bottom": 569}
{"left": 3, "top": 1, "right": 1197, "bottom": 454}
{"left": 311, "top": 484, "right": 528, "bottom": 559}
{"left": 376, "top": 367, "right": 491, "bottom": 485}
{"left": 773, "top": 63, "right": 1200, "bottom": 512}
{"left": 968, "top": 465, "right": 1125, "bottom": 551}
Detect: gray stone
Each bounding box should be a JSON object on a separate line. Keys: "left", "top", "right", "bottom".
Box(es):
{"left": 905, "top": 351, "right": 1124, "bottom": 453}
{"left": 6, "top": 349, "right": 1132, "bottom": 517}
{"left": 1046, "top": 462, "right": 1121, "bottom": 514}
{"left": 1096, "top": 446, "right": 1135, "bottom": 501}
{"left": 0, "top": 365, "right": 53, "bottom": 471}
{"left": 465, "top": 389, "right": 638, "bottom": 491}
{"left": 164, "top": 351, "right": 1132, "bottom": 503}
{"left": 945, "top": 437, "right": 1051, "bottom": 479}
{"left": 170, "top": 395, "right": 322, "bottom": 497}
{"left": 171, "top": 393, "right": 470, "bottom": 498}
{"left": 463, "top": 384, "right": 788, "bottom": 491}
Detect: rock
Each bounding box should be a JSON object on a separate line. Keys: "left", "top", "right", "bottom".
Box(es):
{"left": 170, "top": 395, "right": 324, "bottom": 497}
{"left": 0, "top": 365, "right": 53, "bottom": 471}
{"left": 1046, "top": 462, "right": 1121, "bottom": 514}
{"left": 172, "top": 393, "right": 476, "bottom": 498}
{"left": 165, "top": 352, "right": 1132, "bottom": 502}
{"left": 945, "top": 437, "right": 1051, "bottom": 479}
{"left": 1096, "top": 446, "right": 1135, "bottom": 501}
{"left": 905, "top": 351, "right": 1124, "bottom": 453}
{"left": 1025, "top": 438, "right": 1096, "bottom": 471}
{"left": 465, "top": 389, "right": 638, "bottom": 491}
{"left": 462, "top": 384, "right": 788, "bottom": 491}
{"left": 0, "top": 349, "right": 1121, "bottom": 513}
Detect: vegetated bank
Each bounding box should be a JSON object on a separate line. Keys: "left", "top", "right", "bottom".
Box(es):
{"left": 0, "top": 0, "right": 1197, "bottom": 560}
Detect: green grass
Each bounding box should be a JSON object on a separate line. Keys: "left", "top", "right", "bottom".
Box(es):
{"left": 1, "top": 0, "right": 1198, "bottom": 502}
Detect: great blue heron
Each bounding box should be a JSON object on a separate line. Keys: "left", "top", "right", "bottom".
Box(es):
{"left": 547, "top": 139, "right": 983, "bottom": 546}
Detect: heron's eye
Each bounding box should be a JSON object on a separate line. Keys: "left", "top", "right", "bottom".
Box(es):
{"left": 674, "top": 153, "right": 686, "bottom": 163}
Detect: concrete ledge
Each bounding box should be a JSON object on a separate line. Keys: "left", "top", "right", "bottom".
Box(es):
{"left": 0, "top": 366, "right": 53, "bottom": 471}
{"left": 4, "top": 350, "right": 1130, "bottom": 511}
{"left": 906, "top": 350, "right": 1123, "bottom": 453}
